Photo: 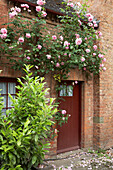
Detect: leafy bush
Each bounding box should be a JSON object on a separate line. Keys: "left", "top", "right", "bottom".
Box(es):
{"left": 0, "top": 65, "right": 57, "bottom": 169}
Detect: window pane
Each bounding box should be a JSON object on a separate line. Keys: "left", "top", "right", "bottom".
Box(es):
{"left": 8, "top": 83, "right": 16, "bottom": 94}
{"left": 3, "top": 95, "right": 6, "bottom": 107}
{"left": 2, "top": 109, "right": 6, "bottom": 115}
{"left": 8, "top": 95, "right": 15, "bottom": 107}
{"left": 67, "top": 85, "right": 73, "bottom": 96}
{"left": 0, "top": 83, "right": 6, "bottom": 94}
{"left": 59, "top": 85, "right": 66, "bottom": 96}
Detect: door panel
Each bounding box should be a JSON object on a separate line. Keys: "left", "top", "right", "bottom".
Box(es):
{"left": 57, "top": 81, "right": 81, "bottom": 153}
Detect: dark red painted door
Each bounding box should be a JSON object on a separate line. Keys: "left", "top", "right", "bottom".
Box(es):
{"left": 57, "top": 81, "right": 81, "bottom": 153}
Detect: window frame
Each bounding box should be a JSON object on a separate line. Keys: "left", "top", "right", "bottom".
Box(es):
{"left": 0, "top": 77, "right": 18, "bottom": 112}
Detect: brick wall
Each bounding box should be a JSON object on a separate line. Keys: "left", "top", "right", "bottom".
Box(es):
{"left": 1, "top": 0, "right": 113, "bottom": 156}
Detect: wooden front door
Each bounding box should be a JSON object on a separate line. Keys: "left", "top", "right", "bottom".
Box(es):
{"left": 57, "top": 81, "right": 81, "bottom": 153}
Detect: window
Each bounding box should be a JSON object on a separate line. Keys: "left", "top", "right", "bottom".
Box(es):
{"left": 59, "top": 84, "right": 73, "bottom": 97}
{"left": 0, "top": 78, "right": 17, "bottom": 115}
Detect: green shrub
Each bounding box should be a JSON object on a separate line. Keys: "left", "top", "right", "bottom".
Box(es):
{"left": 0, "top": 65, "right": 57, "bottom": 169}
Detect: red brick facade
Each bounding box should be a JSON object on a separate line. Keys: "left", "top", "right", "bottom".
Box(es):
{"left": 0, "top": 0, "right": 113, "bottom": 157}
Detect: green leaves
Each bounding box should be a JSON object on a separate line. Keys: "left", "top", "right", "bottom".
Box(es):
{"left": 0, "top": 65, "right": 57, "bottom": 169}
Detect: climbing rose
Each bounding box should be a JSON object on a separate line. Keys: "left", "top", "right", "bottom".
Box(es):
{"left": 27, "top": 56, "right": 30, "bottom": 60}
{"left": 52, "top": 35, "right": 57, "bottom": 40}
{"left": 93, "top": 45, "right": 97, "bottom": 51}
{"left": 75, "top": 34, "right": 80, "bottom": 38}
{"left": 75, "top": 81, "right": 78, "bottom": 84}
{"left": 21, "top": 4, "right": 29, "bottom": 8}
{"left": 64, "top": 41, "right": 70, "bottom": 46}
{"left": 41, "top": 11, "right": 47, "bottom": 17}
{"left": 46, "top": 54, "right": 51, "bottom": 59}
{"left": 0, "top": 34, "right": 7, "bottom": 39}
{"left": 18, "top": 37, "right": 24, "bottom": 43}
{"left": 103, "top": 67, "right": 106, "bottom": 71}
{"left": 103, "top": 58, "right": 106, "bottom": 62}
{"left": 37, "top": 0, "right": 45, "bottom": 5}
{"left": 56, "top": 63, "right": 60, "bottom": 67}
{"left": 26, "top": 33, "right": 31, "bottom": 38}
{"left": 88, "top": 15, "right": 93, "bottom": 22}
{"left": 86, "top": 49, "right": 90, "bottom": 53}
{"left": 93, "top": 53, "right": 96, "bottom": 56}
{"left": 60, "top": 35, "right": 63, "bottom": 41}
{"left": 61, "top": 62, "right": 64, "bottom": 65}
{"left": 75, "top": 38, "right": 82, "bottom": 45}
{"left": 15, "top": 6, "right": 21, "bottom": 12}
{"left": 36, "top": 6, "right": 42, "bottom": 12}
{"left": 62, "top": 110, "right": 66, "bottom": 114}
{"left": 9, "top": 11, "right": 17, "bottom": 18}
{"left": 67, "top": 2, "right": 74, "bottom": 7}
{"left": 81, "top": 57, "right": 85, "bottom": 62}
{"left": 86, "top": 13, "right": 92, "bottom": 17}
{"left": 37, "top": 45, "right": 42, "bottom": 49}
{"left": 1, "top": 28, "right": 7, "bottom": 34}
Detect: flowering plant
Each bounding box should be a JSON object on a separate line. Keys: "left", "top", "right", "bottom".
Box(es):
{"left": 0, "top": 0, "right": 106, "bottom": 128}
{"left": 0, "top": 0, "right": 106, "bottom": 78}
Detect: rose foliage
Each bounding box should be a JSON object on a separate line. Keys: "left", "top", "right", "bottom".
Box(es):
{"left": 0, "top": 0, "right": 106, "bottom": 81}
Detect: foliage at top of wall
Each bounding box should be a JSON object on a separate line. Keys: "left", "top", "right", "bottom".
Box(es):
{"left": 0, "top": 0, "right": 106, "bottom": 81}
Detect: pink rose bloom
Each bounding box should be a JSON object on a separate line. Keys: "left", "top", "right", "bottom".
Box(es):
{"left": 65, "top": 46, "right": 69, "bottom": 49}
{"left": 88, "top": 15, "right": 93, "bottom": 22}
{"left": 96, "top": 35, "right": 98, "bottom": 39}
{"left": 93, "top": 21, "right": 96, "bottom": 24}
{"left": 78, "top": 20, "right": 82, "bottom": 25}
{"left": 103, "top": 67, "right": 106, "bottom": 71}
{"left": 41, "top": 11, "right": 47, "bottom": 17}
{"left": 60, "top": 35, "right": 63, "bottom": 41}
{"left": 62, "top": 110, "right": 66, "bottom": 115}
{"left": 9, "top": 11, "right": 17, "bottom": 18}
{"left": 0, "top": 34, "right": 7, "bottom": 39}
{"left": 36, "top": 6, "right": 42, "bottom": 12}
{"left": 103, "top": 58, "right": 106, "bottom": 62}
{"left": 75, "top": 81, "right": 78, "bottom": 84}
{"left": 46, "top": 54, "right": 51, "bottom": 59}
{"left": 67, "top": 2, "right": 74, "bottom": 7}
{"left": 83, "top": 67, "right": 86, "bottom": 71}
{"left": 52, "top": 35, "right": 57, "bottom": 40}
{"left": 98, "top": 31, "right": 102, "bottom": 37}
{"left": 85, "top": 37, "right": 87, "bottom": 40}
{"left": 100, "top": 63, "right": 104, "bottom": 67}
{"left": 86, "top": 49, "right": 90, "bottom": 53}
{"left": 64, "top": 41, "right": 69, "bottom": 46}
{"left": 69, "top": 54, "right": 71, "bottom": 57}
{"left": 64, "top": 53, "right": 67, "bottom": 56}
{"left": 81, "top": 57, "right": 85, "bottom": 62}
{"left": 75, "top": 38, "right": 82, "bottom": 45}
{"left": 93, "top": 53, "right": 96, "bottom": 56}
{"left": 58, "top": 55, "right": 60, "bottom": 58}
{"left": 88, "top": 23, "right": 93, "bottom": 27}
{"left": 27, "top": 56, "right": 30, "bottom": 60}
{"left": 1, "top": 28, "right": 7, "bottom": 34}
{"left": 75, "top": 34, "right": 80, "bottom": 38}
{"left": 86, "top": 13, "right": 92, "bottom": 17}
{"left": 61, "top": 62, "right": 64, "bottom": 65}
{"left": 26, "top": 33, "right": 31, "bottom": 38}
{"left": 18, "top": 37, "right": 24, "bottom": 43}
{"left": 93, "top": 45, "right": 97, "bottom": 51}
{"left": 56, "top": 63, "right": 60, "bottom": 67}
{"left": 37, "top": 0, "right": 45, "bottom": 5}
{"left": 94, "top": 24, "right": 98, "bottom": 27}
{"left": 37, "top": 45, "right": 42, "bottom": 49}
{"left": 15, "top": 7, "right": 21, "bottom": 12}
{"left": 98, "top": 54, "right": 103, "bottom": 58}
{"left": 24, "top": 4, "right": 29, "bottom": 8}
